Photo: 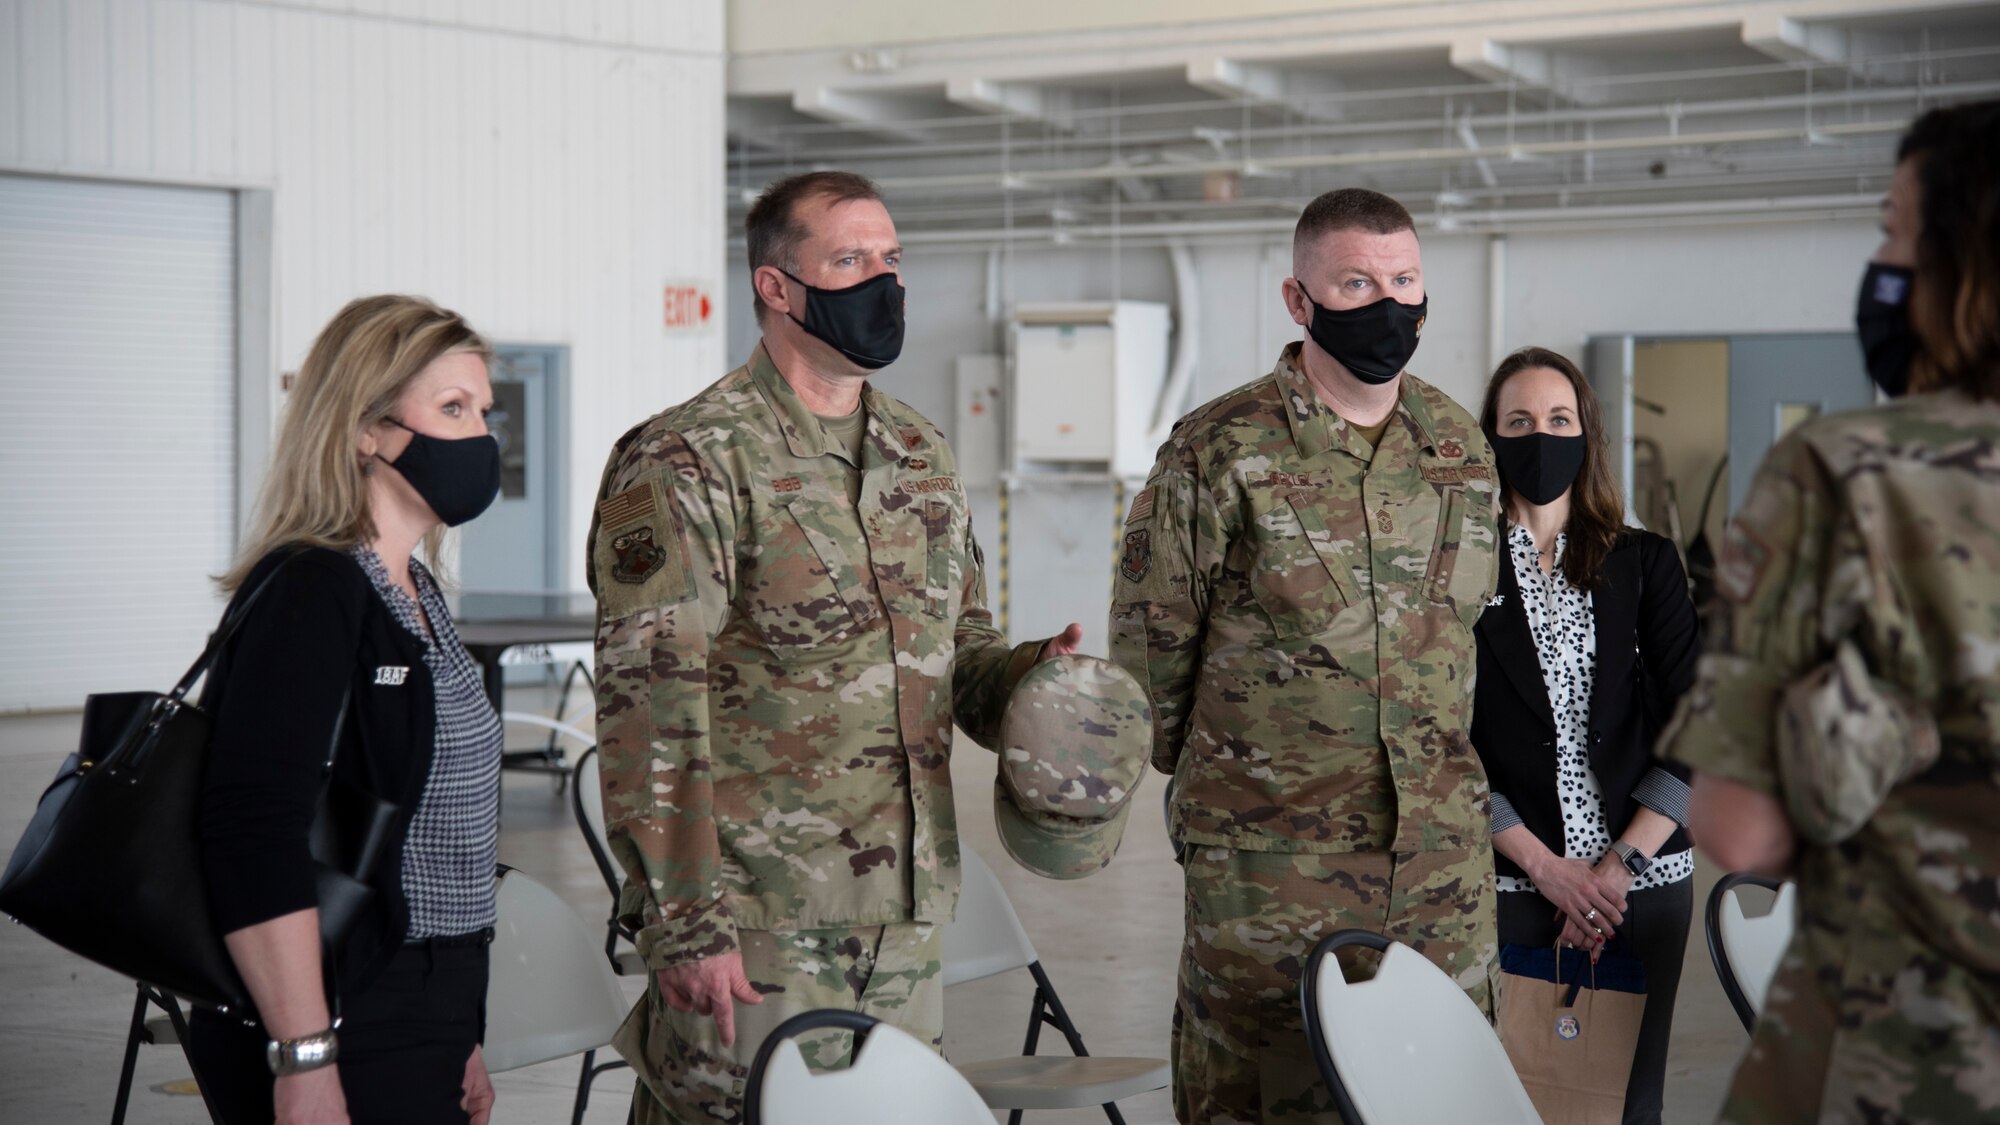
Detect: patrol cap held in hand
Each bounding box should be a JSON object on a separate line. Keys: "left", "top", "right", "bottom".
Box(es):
{"left": 993, "top": 655, "right": 1152, "bottom": 880}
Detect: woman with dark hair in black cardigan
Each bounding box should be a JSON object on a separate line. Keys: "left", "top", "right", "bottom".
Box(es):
{"left": 1471, "top": 346, "right": 1701, "bottom": 1125}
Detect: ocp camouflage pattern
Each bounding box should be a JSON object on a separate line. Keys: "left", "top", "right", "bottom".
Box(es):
{"left": 586, "top": 342, "right": 1037, "bottom": 971}
{"left": 1109, "top": 343, "right": 1502, "bottom": 855}
{"left": 1659, "top": 389, "right": 2000, "bottom": 1124}
{"left": 992, "top": 654, "right": 1152, "bottom": 878}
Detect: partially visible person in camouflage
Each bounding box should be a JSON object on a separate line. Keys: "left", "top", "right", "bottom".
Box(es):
{"left": 1661, "top": 100, "right": 2000, "bottom": 1125}
{"left": 587, "top": 170, "right": 1080, "bottom": 1124}
{"left": 1110, "top": 187, "right": 1501, "bottom": 1123}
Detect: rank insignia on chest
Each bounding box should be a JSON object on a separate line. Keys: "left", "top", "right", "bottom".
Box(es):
{"left": 611, "top": 526, "right": 666, "bottom": 584}
{"left": 1121, "top": 529, "right": 1151, "bottom": 582}
{"left": 1556, "top": 1015, "right": 1580, "bottom": 1040}
{"left": 1438, "top": 438, "right": 1465, "bottom": 459}
{"left": 900, "top": 427, "right": 925, "bottom": 450}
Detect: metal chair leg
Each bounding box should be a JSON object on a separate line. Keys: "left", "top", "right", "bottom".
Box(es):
{"left": 150, "top": 988, "right": 224, "bottom": 1125}
{"left": 109, "top": 986, "right": 149, "bottom": 1125}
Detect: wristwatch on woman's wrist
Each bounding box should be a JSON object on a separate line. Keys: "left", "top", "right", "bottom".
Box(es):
{"left": 266, "top": 1027, "right": 339, "bottom": 1076}
{"left": 1611, "top": 840, "right": 1653, "bottom": 878}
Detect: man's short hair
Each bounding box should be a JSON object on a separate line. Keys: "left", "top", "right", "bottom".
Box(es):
{"left": 745, "top": 171, "right": 883, "bottom": 321}
{"left": 1293, "top": 188, "right": 1416, "bottom": 272}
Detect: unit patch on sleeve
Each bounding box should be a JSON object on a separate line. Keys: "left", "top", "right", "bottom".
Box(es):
{"left": 1121, "top": 529, "right": 1152, "bottom": 583}
{"left": 611, "top": 526, "right": 666, "bottom": 584}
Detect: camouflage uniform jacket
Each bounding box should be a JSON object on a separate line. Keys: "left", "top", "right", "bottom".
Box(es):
{"left": 1659, "top": 391, "right": 2000, "bottom": 1118}
{"left": 587, "top": 343, "right": 1037, "bottom": 970}
{"left": 1111, "top": 343, "right": 1500, "bottom": 855}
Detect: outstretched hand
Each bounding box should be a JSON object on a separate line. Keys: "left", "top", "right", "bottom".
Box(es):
{"left": 1038, "top": 623, "right": 1084, "bottom": 662}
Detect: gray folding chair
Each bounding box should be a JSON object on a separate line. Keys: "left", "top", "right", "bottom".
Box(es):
{"left": 1303, "top": 930, "right": 1541, "bottom": 1125}
{"left": 484, "top": 866, "right": 631, "bottom": 1125}
{"left": 1705, "top": 872, "right": 1797, "bottom": 1033}
{"left": 744, "top": 1009, "right": 992, "bottom": 1125}
{"left": 942, "top": 846, "right": 1169, "bottom": 1124}
{"left": 570, "top": 746, "right": 648, "bottom": 976}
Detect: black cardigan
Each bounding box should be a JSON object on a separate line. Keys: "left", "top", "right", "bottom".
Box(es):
{"left": 1471, "top": 528, "right": 1700, "bottom": 881}
{"left": 197, "top": 546, "right": 437, "bottom": 993}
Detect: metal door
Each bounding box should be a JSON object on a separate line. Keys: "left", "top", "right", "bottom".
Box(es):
{"left": 459, "top": 344, "right": 567, "bottom": 595}
{"left": 1725, "top": 333, "right": 1875, "bottom": 514}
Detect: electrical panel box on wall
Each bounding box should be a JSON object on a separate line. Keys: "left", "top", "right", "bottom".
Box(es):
{"left": 1008, "top": 301, "right": 1171, "bottom": 479}
{"left": 954, "top": 354, "right": 1005, "bottom": 489}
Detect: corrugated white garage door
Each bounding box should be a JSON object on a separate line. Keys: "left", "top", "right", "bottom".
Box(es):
{"left": 0, "top": 175, "right": 236, "bottom": 712}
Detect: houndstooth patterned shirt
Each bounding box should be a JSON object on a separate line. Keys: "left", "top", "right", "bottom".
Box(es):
{"left": 353, "top": 547, "right": 502, "bottom": 938}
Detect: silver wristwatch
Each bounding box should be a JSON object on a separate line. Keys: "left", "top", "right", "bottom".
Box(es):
{"left": 1611, "top": 840, "right": 1653, "bottom": 878}
{"left": 265, "top": 1028, "right": 339, "bottom": 1076}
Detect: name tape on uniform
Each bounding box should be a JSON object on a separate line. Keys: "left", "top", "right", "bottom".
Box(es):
{"left": 1421, "top": 464, "right": 1492, "bottom": 484}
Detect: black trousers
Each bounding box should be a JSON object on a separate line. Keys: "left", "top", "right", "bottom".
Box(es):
{"left": 1497, "top": 878, "right": 1693, "bottom": 1125}
{"left": 188, "top": 939, "right": 489, "bottom": 1125}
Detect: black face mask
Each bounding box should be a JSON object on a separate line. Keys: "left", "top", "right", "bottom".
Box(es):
{"left": 1855, "top": 262, "right": 1919, "bottom": 398}
{"left": 380, "top": 418, "right": 501, "bottom": 527}
{"left": 782, "top": 269, "right": 906, "bottom": 370}
{"left": 1491, "top": 432, "right": 1587, "bottom": 508}
{"left": 1298, "top": 287, "right": 1428, "bottom": 385}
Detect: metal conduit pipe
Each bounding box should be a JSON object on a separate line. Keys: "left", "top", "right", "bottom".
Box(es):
{"left": 1150, "top": 240, "right": 1200, "bottom": 453}
{"left": 840, "top": 193, "right": 1875, "bottom": 246}
{"left": 867, "top": 121, "right": 1907, "bottom": 194}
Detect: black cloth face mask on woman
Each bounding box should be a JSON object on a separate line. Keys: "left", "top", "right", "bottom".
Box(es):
{"left": 1855, "top": 262, "right": 1919, "bottom": 398}
{"left": 1491, "top": 431, "right": 1587, "bottom": 507}
{"left": 379, "top": 418, "right": 502, "bottom": 527}
{"left": 781, "top": 269, "right": 906, "bottom": 370}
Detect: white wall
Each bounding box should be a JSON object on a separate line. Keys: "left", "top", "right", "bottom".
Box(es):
{"left": 725, "top": 214, "right": 1876, "bottom": 646}
{"left": 1, "top": 0, "right": 727, "bottom": 585}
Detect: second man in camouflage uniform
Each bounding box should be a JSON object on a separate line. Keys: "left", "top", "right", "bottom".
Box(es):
{"left": 1110, "top": 188, "right": 1501, "bottom": 1123}
{"left": 588, "top": 171, "right": 1078, "bottom": 1124}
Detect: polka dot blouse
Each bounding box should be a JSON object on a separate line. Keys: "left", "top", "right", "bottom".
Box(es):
{"left": 1494, "top": 524, "right": 1693, "bottom": 894}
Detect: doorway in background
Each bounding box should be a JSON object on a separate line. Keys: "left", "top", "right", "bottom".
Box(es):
{"left": 459, "top": 343, "right": 569, "bottom": 600}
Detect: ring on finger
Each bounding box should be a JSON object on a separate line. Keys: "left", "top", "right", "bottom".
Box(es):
{"left": 1585, "top": 908, "right": 1597, "bottom": 920}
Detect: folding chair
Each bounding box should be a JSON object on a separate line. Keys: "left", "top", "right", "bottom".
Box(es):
{"left": 483, "top": 866, "right": 631, "bottom": 1125}
{"left": 499, "top": 655, "right": 595, "bottom": 786}
{"left": 108, "top": 982, "right": 221, "bottom": 1125}
{"left": 1302, "top": 929, "right": 1542, "bottom": 1125}
{"left": 570, "top": 746, "right": 647, "bottom": 976}
{"left": 941, "top": 846, "right": 1169, "bottom": 1124}
{"left": 743, "top": 1008, "right": 992, "bottom": 1125}
{"left": 1705, "top": 872, "right": 1797, "bottom": 1033}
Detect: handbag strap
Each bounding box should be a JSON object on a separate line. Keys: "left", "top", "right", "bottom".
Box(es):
{"left": 165, "top": 550, "right": 307, "bottom": 705}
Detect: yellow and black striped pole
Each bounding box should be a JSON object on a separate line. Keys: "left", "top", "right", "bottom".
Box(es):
{"left": 1111, "top": 479, "right": 1127, "bottom": 599}
{"left": 998, "top": 481, "right": 1011, "bottom": 638}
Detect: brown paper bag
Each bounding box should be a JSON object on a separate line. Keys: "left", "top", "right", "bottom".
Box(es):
{"left": 1497, "top": 947, "right": 1645, "bottom": 1125}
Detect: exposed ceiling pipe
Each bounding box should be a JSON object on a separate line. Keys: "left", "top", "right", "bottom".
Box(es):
{"left": 789, "top": 192, "right": 1880, "bottom": 248}
{"left": 1149, "top": 239, "right": 1200, "bottom": 454}
{"left": 864, "top": 120, "right": 1907, "bottom": 193}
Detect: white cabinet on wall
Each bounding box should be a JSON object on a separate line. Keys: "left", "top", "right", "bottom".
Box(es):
{"left": 1008, "top": 301, "right": 1170, "bottom": 479}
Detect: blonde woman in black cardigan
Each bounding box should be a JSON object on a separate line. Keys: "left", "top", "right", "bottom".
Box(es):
{"left": 1470, "top": 346, "right": 1701, "bottom": 1125}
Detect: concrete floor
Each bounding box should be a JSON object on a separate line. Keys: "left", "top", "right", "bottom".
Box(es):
{"left": 0, "top": 686, "right": 1748, "bottom": 1124}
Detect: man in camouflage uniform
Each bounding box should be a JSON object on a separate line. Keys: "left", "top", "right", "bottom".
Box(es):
{"left": 1660, "top": 106, "right": 2000, "bottom": 1124}
{"left": 587, "top": 170, "right": 1076, "bottom": 1124}
{"left": 1110, "top": 187, "right": 1501, "bottom": 1123}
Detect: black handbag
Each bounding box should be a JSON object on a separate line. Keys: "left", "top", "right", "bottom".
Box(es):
{"left": 0, "top": 556, "right": 399, "bottom": 1018}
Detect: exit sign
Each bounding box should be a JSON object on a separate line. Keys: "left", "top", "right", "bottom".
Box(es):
{"left": 663, "top": 281, "right": 714, "bottom": 333}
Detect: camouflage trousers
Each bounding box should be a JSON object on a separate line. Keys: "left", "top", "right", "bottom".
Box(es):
{"left": 616, "top": 922, "right": 944, "bottom": 1125}
{"left": 1173, "top": 844, "right": 1497, "bottom": 1124}
{"left": 1722, "top": 901, "right": 2000, "bottom": 1124}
